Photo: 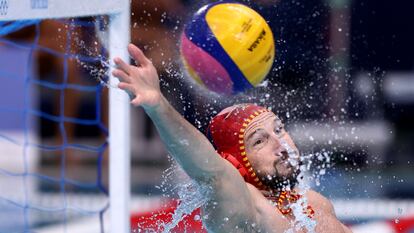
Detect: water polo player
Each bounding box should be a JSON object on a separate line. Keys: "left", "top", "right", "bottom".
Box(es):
{"left": 112, "top": 44, "right": 352, "bottom": 233}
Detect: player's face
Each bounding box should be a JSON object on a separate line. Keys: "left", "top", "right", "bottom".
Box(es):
{"left": 244, "top": 112, "right": 300, "bottom": 189}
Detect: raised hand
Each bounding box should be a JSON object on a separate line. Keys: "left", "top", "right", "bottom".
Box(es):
{"left": 112, "top": 44, "right": 161, "bottom": 109}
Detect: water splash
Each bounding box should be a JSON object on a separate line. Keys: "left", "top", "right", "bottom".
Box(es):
{"left": 62, "top": 18, "right": 122, "bottom": 90}
{"left": 161, "top": 180, "right": 210, "bottom": 233}
{"left": 280, "top": 139, "right": 337, "bottom": 232}
{"left": 135, "top": 159, "right": 210, "bottom": 233}
{"left": 280, "top": 139, "right": 300, "bottom": 167}
{"left": 288, "top": 169, "right": 317, "bottom": 233}
{"left": 279, "top": 139, "right": 317, "bottom": 232}
{"left": 72, "top": 35, "right": 117, "bottom": 88}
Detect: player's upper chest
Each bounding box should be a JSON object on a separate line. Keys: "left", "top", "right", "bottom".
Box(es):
{"left": 251, "top": 189, "right": 324, "bottom": 233}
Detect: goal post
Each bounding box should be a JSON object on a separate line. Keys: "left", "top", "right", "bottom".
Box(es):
{"left": 108, "top": 2, "right": 131, "bottom": 233}
{"left": 0, "top": 0, "right": 131, "bottom": 232}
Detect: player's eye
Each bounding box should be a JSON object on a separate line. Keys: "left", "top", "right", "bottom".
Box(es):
{"left": 252, "top": 135, "right": 268, "bottom": 147}
{"left": 254, "top": 139, "right": 263, "bottom": 146}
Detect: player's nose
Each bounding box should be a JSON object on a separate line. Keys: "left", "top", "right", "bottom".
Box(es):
{"left": 271, "top": 133, "right": 287, "bottom": 155}
{"left": 271, "top": 137, "right": 288, "bottom": 159}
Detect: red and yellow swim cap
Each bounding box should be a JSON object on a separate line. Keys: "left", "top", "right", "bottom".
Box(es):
{"left": 207, "top": 104, "right": 270, "bottom": 189}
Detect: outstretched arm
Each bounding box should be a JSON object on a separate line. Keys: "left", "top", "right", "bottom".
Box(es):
{"left": 112, "top": 44, "right": 223, "bottom": 182}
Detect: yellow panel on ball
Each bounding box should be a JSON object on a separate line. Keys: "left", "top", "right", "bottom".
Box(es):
{"left": 206, "top": 3, "right": 275, "bottom": 86}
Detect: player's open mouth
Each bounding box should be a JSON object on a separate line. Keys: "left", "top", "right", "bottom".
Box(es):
{"left": 274, "top": 158, "right": 293, "bottom": 170}
{"left": 281, "top": 160, "right": 293, "bottom": 169}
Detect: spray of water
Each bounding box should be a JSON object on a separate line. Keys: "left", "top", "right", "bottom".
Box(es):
{"left": 72, "top": 35, "right": 116, "bottom": 88}
{"left": 279, "top": 139, "right": 336, "bottom": 232}
{"left": 160, "top": 179, "right": 210, "bottom": 233}
{"left": 277, "top": 139, "right": 317, "bottom": 232}
{"left": 134, "top": 158, "right": 211, "bottom": 232}
{"left": 56, "top": 17, "right": 126, "bottom": 92}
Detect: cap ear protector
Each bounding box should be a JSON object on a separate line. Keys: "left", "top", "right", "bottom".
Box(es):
{"left": 220, "top": 152, "right": 249, "bottom": 179}
{"left": 207, "top": 124, "right": 249, "bottom": 179}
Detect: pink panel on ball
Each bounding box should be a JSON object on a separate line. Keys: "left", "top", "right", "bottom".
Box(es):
{"left": 180, "top": 34, "right": 233, "bottom": 95}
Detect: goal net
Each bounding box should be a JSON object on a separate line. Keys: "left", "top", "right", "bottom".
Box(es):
{"left": 0, "top": 0, "right": 130, "bottom": 232}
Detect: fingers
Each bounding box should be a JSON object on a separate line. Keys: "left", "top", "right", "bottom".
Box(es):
{"left": 114, "top": 57, "right": 131, "bottom": 75}
{"left": 118, "top": 82, "right": 135, "bottom": 94}
{"left": 112, "top": 69, "right": 131, "bottom": 83}
{"left": 118, "top": 81, "right": 136, "bottom": 100}
{"left": 128, "top": 44, "right": 151, "bottom": 67}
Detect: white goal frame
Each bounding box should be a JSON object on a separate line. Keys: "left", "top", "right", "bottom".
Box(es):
{"left": 0, "top": 0, "right": 131, "bottom": 232}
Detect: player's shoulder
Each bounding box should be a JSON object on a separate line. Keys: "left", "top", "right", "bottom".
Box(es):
{"left": 305, "top": 189, "right": 336, "bottom": 214}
